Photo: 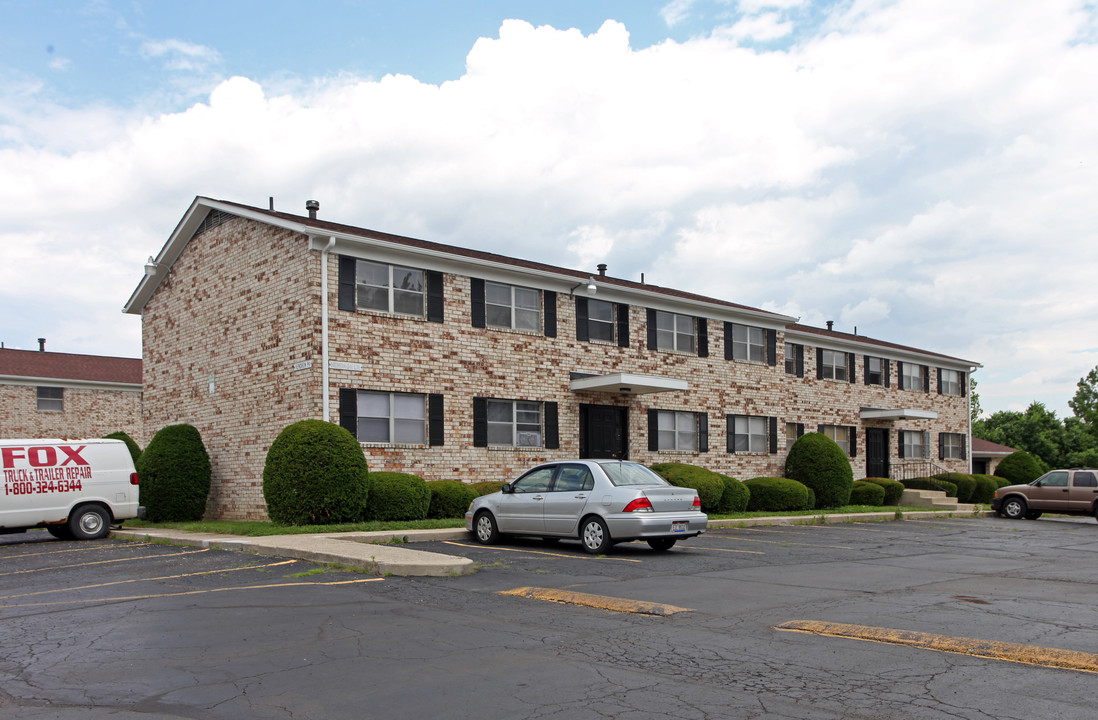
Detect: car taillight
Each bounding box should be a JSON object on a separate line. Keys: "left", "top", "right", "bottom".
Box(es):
{"left": 692, "top": 495, "right": 701, "bottom": 508}
{"left": 622, "top": 497, "right": 654, "bottom": 513}
{"left": 130, "top": 472, "right": 140, "bottom": 486}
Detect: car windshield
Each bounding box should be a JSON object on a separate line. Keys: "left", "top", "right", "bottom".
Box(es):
{"left": 598, "top": 461, "right": 669, "bottom": 487}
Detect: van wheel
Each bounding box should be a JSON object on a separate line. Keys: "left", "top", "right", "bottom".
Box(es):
{"left": 69, "top": 505, "right": 111, "bottom": 540}
{"left": 47, "top": 525, "right": 73, "bottom": 540}
{"left": 1001, "top": 497, "right": 1027, "bottom": 520}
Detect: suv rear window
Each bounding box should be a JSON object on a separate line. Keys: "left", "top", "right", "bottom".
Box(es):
{"left": 1075, "top": 471, "right": 1097, "bottom": 487}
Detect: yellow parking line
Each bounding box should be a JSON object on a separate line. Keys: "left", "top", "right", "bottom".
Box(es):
{"left": 0, "top": 577, "right": 383, "bottom": 608}
{"left": 699, "top": 545, "right": 765, "bottom": 555}
{"left": 0, "top": 559, "right": 298, "bottom": 600}
{"left": 443, "top": 541, "right": 642, "bottom": 562}
{"left": 1, "top": 542, "right": 156, "bottom": 558}
{"left": 775, "top": 620, "right": 1098, "bottom": 674}
{"left": 500, "top": 586, "right": 692, "bottom": 615}
{"left": 0, "top": 548, "right": 211, "bottom": 577}
{"left": 711, "top": 535, "right": 854, "bottom": 550}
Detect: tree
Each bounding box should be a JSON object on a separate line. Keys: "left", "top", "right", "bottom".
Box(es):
{"left": 973, "top": 402, "right": 1065, "bottom": 469}
{"left": 1069, "top": 365, "right": 1098, "bottom": 435}
{"left": 969, "top": 377, "right": 982, "bottom": 423}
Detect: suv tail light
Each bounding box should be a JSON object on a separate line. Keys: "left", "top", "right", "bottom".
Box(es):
{"left": 130, "top": 472, "right": 140, "bottom": 486}
{"left": 622, "top": 497, "right": 654, "bottom": 513}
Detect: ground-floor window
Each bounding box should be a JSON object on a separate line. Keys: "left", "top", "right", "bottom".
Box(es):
{"left": 37, "top": 386, "right": 63, "bottom": 412}
{"left": 655, "top": 410, "right": 699, "bottom": 451}
{"left": 939, "top": 432, "right": 966, "bottom": 460}
{"left": 487, "top": 399, "right": 543, "bottom": 447}
{"left": 729, "top": 415, "right": 768, "bottom": 453}
{"left": 357, "top": 390, "right": 426, "bottom": 444}
{"left": 901, "top": 429, "right": 929, "bottom": 459}
{"left": 820, "top": 424, "right": 854, "bottom": 456}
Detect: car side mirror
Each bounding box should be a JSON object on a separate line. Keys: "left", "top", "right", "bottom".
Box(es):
{"left": 500, "top": 484, "right": 514, "bottom": 494}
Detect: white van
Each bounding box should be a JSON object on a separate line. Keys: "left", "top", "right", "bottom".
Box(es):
{"left": 1, "top": 438, "right": 145, "bottom": 540}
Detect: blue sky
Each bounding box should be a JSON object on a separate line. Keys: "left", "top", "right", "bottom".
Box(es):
{"left": 2, "top": 0, "right": 1097, "bottom": 419}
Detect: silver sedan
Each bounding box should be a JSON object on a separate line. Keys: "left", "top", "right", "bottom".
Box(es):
{"left": 465, "top": 460, "right": 708, "bottom": 554}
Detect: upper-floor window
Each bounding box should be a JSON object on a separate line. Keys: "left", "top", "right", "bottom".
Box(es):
{"left": 940, "top": 432, "right": 965, "bottom": 460}
{"left": 939, "top": 369, "right": 962, "bottom": 396}
{"left": 730, "top": 415, "right": 768, "bottom": 453}
{"left": 486, "top": 282, "right": 540, "bottom": 332}
{"left": 731, "top": 324, "right": 765, "bottom": 363}
{"left": 356, "top": 390, "right": 426, "bottom": 444}
{"left": 821, "top": 424, "right": 852, "bottom": 456}
{"left": 356, "top": 260, "right": 425, "bottom": 316}
{"left": 655, "top": 311, "right": 695, "bottom": 353}
{"left": 586, "top": 299, "right": 617, "bottom": 343}
{"left": 656, "top": 410, "right": 698, "bottom": 451}
{"left": 866, "top": 357, "right": 886, "bottom": 386}
{"left": 487, "top": 399, "right": 543, "bottom": 448}
{"left": 37, "top": 386, "right": 63, "bottom": 412}
{"left": 902, "top": 363, "right": 925, "bottom": 392}
{"left": 820, "top": 350, "right": 848, "bottom": 381}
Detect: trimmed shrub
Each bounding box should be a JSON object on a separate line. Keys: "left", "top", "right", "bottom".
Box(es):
{"left": 427, "top": 480, "right": 478, "bottom": 519}
{"left": 104, "top": 431, "right": 142, "bottom": 464}
{"left": 470, "top": 481, "right": 507, "bottom": 496}
{"left": 743, "top": 477, "right": 814, "bottom": 512}
{"left": 263, "top": 420, "right": 369, "bottom": 525}
{"left": 850, "top": 480, "right": 886, "bottom": 506}
{"left": 137, "top": 423, "right": 211, "bottom": 522}
{"left": 994, "top": 451, "right": 1044, "bottom": 485}
{"left": 934, "top": 473, "right": 976, "bottom": 503}
{"left": 715, "top": 473, "right": 750, "bottom": 513}
{"left": 367, "top": 472, "right": 431, "bottom": 521}
{"left": 649, "top": 463, "right": 724, "bottom": 513}
{"left": 970, "top": 474, "right": 999, "bottom": 504}
{"left": 861, "top": 477, "right": 905, "bottom": 505}
{"left": 784, "top": 432, "right": 854, "bottom": 509}
{"left": 901, "top": 476, "right": 958, "bottom": 498}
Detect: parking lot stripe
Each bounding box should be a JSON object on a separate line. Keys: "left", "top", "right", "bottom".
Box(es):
{"left": 0, "top": 548, "right": 211, "bottom": 577}
{"left": 710, "top": 535, "right": 855, "bottom": 550}
{"left": 697, "top": 545, "right": 765, "bottom": 555}
{"left": 500, "top": 586, "right": 693, "bottom": 615}
{"left": 0, "top": 559, "right": 298, "bottom": 601}
{"left": 442, "top": 541, "right": 643, "bottom": 562}
{"left": 774, "top": 620, "right": 1098, "bottom": 674}
{"left": 1, "top": 542, "right": 156, "bottom": 558}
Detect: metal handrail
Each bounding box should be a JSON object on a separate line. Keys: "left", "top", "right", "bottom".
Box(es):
{"left": 891, "top": 460, "right": 949, "bottom": 481}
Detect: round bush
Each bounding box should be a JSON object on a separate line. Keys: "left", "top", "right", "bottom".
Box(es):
{"left": 104, "top": 431, "right": 142, "bottom": 464}
{"left": 367, "top": 472, "right": 431, "bottom": 521}
{"left": 994, "top": 451, "right": 1044, "bottom": 484}
{"left": 784, "top": 432, "right": 854, "bottom": 509}
{"left": 470, "top": 481, "right": 507, "bottom": 496}
{"left": 850, "top": 480, "right": 886, "bottom": 506}
{"left": 263, "top": 420, "right": 369, "bottom": 525}
{"left": 715, "top": 473, "right": 750, "bottom": 513}
{"left": 427, "top": 480, "right": 478, "bottom": 519}
{"left": 970, "top": 474, "right": 999, "bottom": 504}
{"left": 743, "top": 477, "right": 814, "bottom": 512}
{"left": 136, "top": 423, "right": 211, "bottom": 522}
{"left": 860, "top": 477, "right": 905, "bottom": 505}
{"left": 935, "top": 473, "right": 976, "bottom": 503}
{"left": 648, "top": 463, "right": 724, "bottom": 513}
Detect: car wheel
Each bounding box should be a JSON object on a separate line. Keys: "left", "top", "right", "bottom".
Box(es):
{"left": 1001, "top": 497, "right": 1027, "bottom": 520}
{"left": 580, "top": 516, "right": 611, "bottom": 555}
{"left": 647, "top": 538, "right": 676, "bottom": 552}
{"left": 47, "top": 525, "right": 73, "bottom": 540}
{"left": 473, "top": 511, "right": 499, "bottom": 545}
{"left": 1024, "top": 510, "right": 1043, "bottom": 520}
{"left": 68, "top": 505, "right": 111, "bottom": 540}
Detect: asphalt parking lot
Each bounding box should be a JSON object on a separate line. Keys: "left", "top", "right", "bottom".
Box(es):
{"left": 2, "top": 516, "right": 1097, "bottom": 719}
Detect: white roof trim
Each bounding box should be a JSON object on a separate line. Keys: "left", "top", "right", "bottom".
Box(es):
{"left": 570, "top": 373, "right": 688, "bottom": 395}
{"left": 0, "top": 375, "right": 142, "bottom": 392}
{"left": 860, "top": 408, "right": 939, "bottom": 421}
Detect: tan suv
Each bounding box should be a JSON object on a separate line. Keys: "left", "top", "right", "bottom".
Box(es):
{"left": 992, "top": 469, "right": 1098, "bottom": 520}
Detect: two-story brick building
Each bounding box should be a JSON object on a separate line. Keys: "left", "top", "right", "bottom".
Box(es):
{"left": 125, "top": 197, "right": 978, "bottom": 520}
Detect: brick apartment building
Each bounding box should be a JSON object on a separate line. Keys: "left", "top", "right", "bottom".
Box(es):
{"left": 0, "top": 344, "right": 142, "bottom": 440}
{"left": 125, "top": 197, "right": 979, "bottom": 520}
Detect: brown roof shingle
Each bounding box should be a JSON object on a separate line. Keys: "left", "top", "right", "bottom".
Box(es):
{"left": 0, "top": 348, "right": 141, "bottom": 385}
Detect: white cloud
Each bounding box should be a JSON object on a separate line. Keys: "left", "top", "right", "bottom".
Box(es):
{"left": 139, "top": 38, "right": 222, "bottom": 72}
{"left": 660, "top": 0, "right": 697, "bottom": 27}
{"left": 2, "top": 2, "right": 1098, "bottom": 420}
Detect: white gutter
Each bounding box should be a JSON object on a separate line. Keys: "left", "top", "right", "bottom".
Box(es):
{"left": 320, "top": 236, "right": 336, "bottom": 422}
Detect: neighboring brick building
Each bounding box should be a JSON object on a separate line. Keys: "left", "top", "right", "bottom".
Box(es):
{"left": 0, "top": 345, "right": 142, "bottom": 440}
{"left": 971, "top": 438, "right": 1017, "bottom": 475}
{"left": 125, "top": 197, "right": 979, "bottom": 520}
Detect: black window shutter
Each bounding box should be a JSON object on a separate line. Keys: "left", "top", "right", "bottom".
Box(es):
{"left": 544, "top": 402, "right": 559, "bottom": 449}
{"left": 898, "top": 430, "right": 905, "bottom": 458}
{"left": 796, "top": 423, "right": 804, "bottom": 437}
{"left": 884, "top": 360, "right": 891, "bottom": 388}
{"left": 543, "top": 291, "right": 557, "bottom": 338}
{"left": 428, "top": 394, "right": 444, "bottom": 446}
{"left": 816, "top": 347, "right": 824, "bottom": 380}
{"left": 338, "top": 256, "right": 356, "bottom": 312}
{"left": 769, "top": 416, "right": 778, "bottom": 454}
{"left": 937, "top": 368, "right": 943, "bottom": 395}
{"left": 470, "top": 278, "right": 486, "bottom": 328}
{"left": 796, "top": 345, "right": 804, "bottom": 377}
{"left": 575, "top": 297, "right": 590, "bottom": 342}
{"left": 863, "top": 355, "right": 871, "bottom": 385}
{"left": 723, "top": 322, "right": 734, "bottom": 361}
{"left": 338, "top": 388, "right": 358, "bottom": 437}
{"left": 848, "top": 426, "right": 857, "bottom": 457}
{"left": 923, "top": 366, "right": 930, "bottom": 393}
{"left": 962, "top": 435, "right": 968, "bottom": 460}
{"left": 726, "top": 415, "right": 736, "bottom": 453}
{"left": 426, "top": 270, "right": 444, "bottom": 323}
{"left": 697, "top": 318, "right": 708, "bottom": 357}
{"left": 938, "top": 432, "right": 945, "bottom": 460}
{"left": 767, "top": 330, "right": 777, "bottom": 366}
{"left": 698, "top": 413, "right": 708, "bottom": 453}
{"left": 897, "top": 361, "right": 905, "bottom": 390}
{"left": 646, "top": 308, "right": 657, "bottom": 350}
{"left": 848, "top": 353, "right": 857, "bottom": 383}
{"left": 648, "top": 409, "right": 659, "bottom": 452}
{"left": 472, "top": 397, "right": 488, "bottom": 447}
{"left": 616, "top": 304, "right": 630, "bottom": 347}
{"left": 961, "top": 371, "right": 967, "bottom": 397}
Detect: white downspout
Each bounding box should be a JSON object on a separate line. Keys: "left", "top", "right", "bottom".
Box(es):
{"left": 320, "top": 236, "right": 336, "bottom": 422}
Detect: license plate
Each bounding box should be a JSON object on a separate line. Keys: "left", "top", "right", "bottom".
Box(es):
{"left": 671, "top": 521, "right": 688, "bottom": 534}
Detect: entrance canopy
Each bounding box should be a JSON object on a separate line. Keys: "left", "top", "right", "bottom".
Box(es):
{"left": 569, "top": 372, "right": 688, "bottom": 395}
{"left": 859, "top": 407, "right": 939, "bottom": 421}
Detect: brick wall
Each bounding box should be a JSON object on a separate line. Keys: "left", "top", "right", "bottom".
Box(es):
{"left": 0, "top": 384, "right": 142, "bottom": 440}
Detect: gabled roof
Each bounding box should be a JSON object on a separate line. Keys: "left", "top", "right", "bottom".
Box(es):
{"left": 786, "top": 323, "right": 980, "bottom": 368}
{"left": 0, "top": 348, "right": 142, "bottom": 387}
{"left": 971, "top": 437, "right": 1018, "bottom": 455}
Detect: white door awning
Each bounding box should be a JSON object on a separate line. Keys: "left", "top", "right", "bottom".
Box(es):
{"left": 860, "top": 407, "right": 939, "bottom": 421}
{"left": 569, "top": 372, "right": 688, "bottom": 395}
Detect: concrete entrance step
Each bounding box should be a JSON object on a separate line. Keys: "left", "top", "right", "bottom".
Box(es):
{"left": 901, "top": 488, "right": 968, "bottom": 510}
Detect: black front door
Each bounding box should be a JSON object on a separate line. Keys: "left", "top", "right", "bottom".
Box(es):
{"left": 580, "top": 404, "right": 627, "bottom": 459}
{"left": 866, "top": 428, "right": 889, "bottom": 478}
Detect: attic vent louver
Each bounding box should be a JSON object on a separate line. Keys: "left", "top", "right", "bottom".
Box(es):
{"left": 192, "top": 209, "right": 234, "bottom": 239}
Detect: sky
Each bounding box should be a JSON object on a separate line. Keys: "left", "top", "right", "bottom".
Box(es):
{"left": 1, "top": 0, "right": 1096, "bottom": 420}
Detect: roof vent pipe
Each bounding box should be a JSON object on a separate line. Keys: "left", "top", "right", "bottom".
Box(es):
{"left": 306, "top": 200, "right": 320, "bottom": 220}
{"left": 826, "top": 320, "right": 834, "bottom": 331}
{"left": 597, "top": 263, "right": 607, "bottom": 277}
{"left": 38, "top": 338, "right": 46, "bottom": 352}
